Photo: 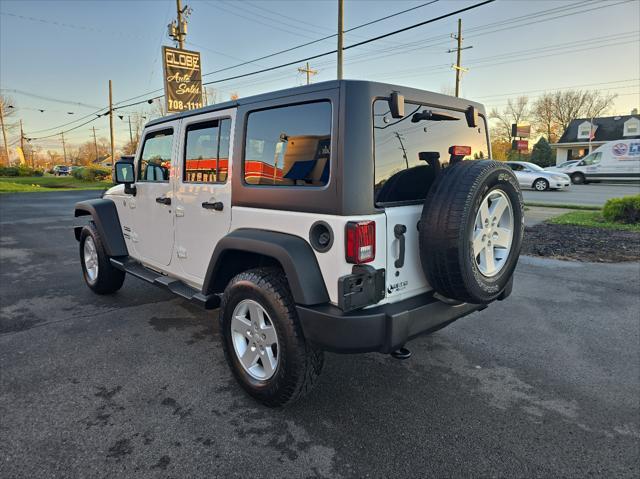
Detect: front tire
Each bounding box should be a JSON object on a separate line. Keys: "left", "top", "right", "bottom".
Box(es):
{"left": 219, "top": 268, "right": 324, "bottom": 407}
{"left": 79, "top": 223, "right": 125, "bottom": 294}
{"left": 571, "top": 172, "right": 586, "bottom": 185}
{"left": 533, "top": 178, "right": 549, "bottom": 191}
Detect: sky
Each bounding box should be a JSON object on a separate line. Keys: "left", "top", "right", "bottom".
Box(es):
{"left": 1, "top": 0, "right": 639, "bottom": 154}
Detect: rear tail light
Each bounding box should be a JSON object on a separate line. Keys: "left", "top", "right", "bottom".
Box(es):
{"left": 345, "top": 221, "right": 375, "bottom": 264}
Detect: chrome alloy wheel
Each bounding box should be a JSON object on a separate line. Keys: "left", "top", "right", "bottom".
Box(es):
{"left": 83, "top": 236, "right": 99, "bottom": 283}
{"left": 231, "top": 299, "right": 279, "bottom": 381}
{"left": 534, "top": 179, "right": 548, "bottom": 191}
{"left": 471, "top": 189, "right": 514, "bottom": 277}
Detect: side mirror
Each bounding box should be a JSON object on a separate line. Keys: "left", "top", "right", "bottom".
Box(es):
{"left": 389, "top": 91, "right": 405, "bottom": 119}
{"left": 113, "top": 161, "right": 136, "bottom": 195}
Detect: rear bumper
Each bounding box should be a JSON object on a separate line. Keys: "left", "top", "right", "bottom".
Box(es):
{"left": 296, "top": 292, "right": 485, "bottom": 354}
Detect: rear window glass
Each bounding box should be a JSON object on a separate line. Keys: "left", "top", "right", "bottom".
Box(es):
{"left": 373, "top": 100, "right": 488, "bottom": 206}
{"left": 243, "top": 101, "right": 331, "bottom": 187}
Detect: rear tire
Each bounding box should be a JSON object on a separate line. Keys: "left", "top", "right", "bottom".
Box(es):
{"left": 219, "top": 268, "right": 324, "bottom": 407}
{"left": 571, "top": 172, "right": 586, "bottom": 185}
{"left": 79, "top": 223, "right": 125, "bottom": 294}
{"left": 419, "top": 160, "right": 524, "bottom": 304}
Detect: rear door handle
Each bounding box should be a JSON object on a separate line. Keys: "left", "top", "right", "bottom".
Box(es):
{"left": 155, "top": 196, "right": 171, "bottom": 205}
{"left": 202, "top": 201, "right": 223, "bottom": 211}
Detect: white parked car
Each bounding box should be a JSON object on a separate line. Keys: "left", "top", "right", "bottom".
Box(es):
{"left": 506, "top": 161, "right": 571, "bottom": 191}
{"left": 545, "top": 160, "right": 579, "bottom": 173}
{"left": 563, "top": 139, "right": 640, "bottom": 184}
{"left": 73, "top": 80, "right": 524, "bottom": 406}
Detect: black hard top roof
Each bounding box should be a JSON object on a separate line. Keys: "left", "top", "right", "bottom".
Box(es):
{"left": 146, "top": 80, "right": 341, "bottom": 127}
{"left": 145, "top": 79, "right": 484, "bottom": 128}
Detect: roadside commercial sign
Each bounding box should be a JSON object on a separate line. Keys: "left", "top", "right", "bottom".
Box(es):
{"left": 162, "top": 46, "right": 203, "bottom": 113}
{"left": 511, "top": 124, "right": 531, "bottom": 138}
{"left": 512, "top": 139, "right": 529, "bottom": 151}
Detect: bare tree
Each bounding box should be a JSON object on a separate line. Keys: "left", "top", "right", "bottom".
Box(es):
{"left": 489, "top": 96, "right": 529, "bottom": 142}
{"left": 203, "top": 87, "right": 217, "bottom": 106}
{"left": 552, "top": 90, "right": 617, "bottom": 131}
{"left": 531, "top": 93, "right": 559, "bottom": 142}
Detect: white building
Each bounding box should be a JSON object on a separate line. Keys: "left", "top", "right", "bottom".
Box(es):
{"left": 552, "top": 114, "right": 640, "bottom": 165}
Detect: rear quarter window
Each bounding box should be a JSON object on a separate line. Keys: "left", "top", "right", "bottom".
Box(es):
{"left": 373, "top": 100, "right": 488, "bottom": 206}
{"left": 243, "top": 101, "right": 332, "bottom": 187}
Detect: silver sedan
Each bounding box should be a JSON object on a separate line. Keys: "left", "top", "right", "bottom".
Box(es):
{"left": 506, "top": 161, "right": 571, "bottom": 191}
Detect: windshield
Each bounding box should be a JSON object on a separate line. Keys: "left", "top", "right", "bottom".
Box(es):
{"left": 523, "top": 162, "right": 544, "bottom": 171}
{"left": 373, "top": 100, "right": 489, "bottom": 206}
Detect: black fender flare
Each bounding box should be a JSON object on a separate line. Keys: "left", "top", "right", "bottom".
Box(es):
{"left": 74, "top": 198, "right": 128, "bottom": 257}
{"left": 203, "top": 229, "right": 329, "bottom": 306}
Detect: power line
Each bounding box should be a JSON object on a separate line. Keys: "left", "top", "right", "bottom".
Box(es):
{"left": 0, "top": 11, "right": 150, "bottom": 40}
{"left": 311, "top": 0, "right": 633, "bottom": 71}
{"left": 371, "top": 31, "right": 638, "bottom": 80}
{"left": 7, "top": 0, "right": 441, "bottom": 135}
{"left": 0, "top": 89, "right": 101, "bottom": 109}
{"left": 198, "top": 0, "right": 495, "bottom": 87}
{"left": 198, "top": 0, "right": 440, "bottom": 80}
{"left": 27, "top": 115, "right": 103, "bottom": 141}
{"left": 476, "top": 79, "right": 640, "bottom": 100}
{"left": 81, "top": 0, "right": 489, "bottom": 107}
{"left": 15, "top": 0, "right": 636, "bottom": 137}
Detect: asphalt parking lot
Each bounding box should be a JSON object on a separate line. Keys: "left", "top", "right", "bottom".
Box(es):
{"left": 1, "top": 191, "right": 639, "bottom": 478}
{"left": 522, "top": 182, "right": 640, "bottom": 206}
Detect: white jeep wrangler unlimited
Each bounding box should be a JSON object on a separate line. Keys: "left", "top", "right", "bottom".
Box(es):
{"left": 75, "top": 80, "right": 523, "bottom": 407}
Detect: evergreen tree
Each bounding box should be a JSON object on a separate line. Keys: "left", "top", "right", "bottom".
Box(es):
{"left": 530, "top": 137, "right": 554, "bottom": 167}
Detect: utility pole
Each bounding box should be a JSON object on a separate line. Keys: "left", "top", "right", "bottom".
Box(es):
{"left": 176, "top": 0, "right": 185, "bottom": 49}
{"left": 0, "top": 102, "right": 9, "bottom": 165}
{"left": 394, "top": 132, "right": 409, "bottom": 169}
{"left": 109, "top": 80, "right": 115, "bottom": 164}
{"left": 92, "top": 126, "right": 99, "bottom": 162}
{"left": 337, "top": 0, "right": 344, "bottom": 80}
{"left": 448, "top": 18, "right": 472, "bottom": 97}
{"left": 128, "top": 116, "right": 133, "bottom": 145}
{"left": 298, "top": 62, "right": 318, "bottom": 85}
{"left": 168, "top": 0, "right": 191, "bottom": 49}
{"left": 61, "top": 131, "right": 67, "bottom": 164}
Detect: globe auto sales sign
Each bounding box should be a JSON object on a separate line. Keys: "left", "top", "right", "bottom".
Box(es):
{"left": 162, "top": 46, "right": 203, "bottom": 113}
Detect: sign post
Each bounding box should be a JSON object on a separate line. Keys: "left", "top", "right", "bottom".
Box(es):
{"left": 511, "top": 123, "right": 530, "bottom": 160}
{"left": 162, "top": 46, "right": 203, "bottom": 113}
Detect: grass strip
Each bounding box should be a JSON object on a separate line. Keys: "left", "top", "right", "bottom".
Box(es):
{"left": 547, "top": 210, "right": 640, "bottom": 232}
{"left": 0, "top": 176, "right": 111, "bottom": 194}
{"left": 525, "top": 202, "right": 601, "bottom": 211}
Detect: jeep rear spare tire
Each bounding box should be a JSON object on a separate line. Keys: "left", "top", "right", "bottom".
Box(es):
{"left": 419, "top": 160, "right": 524, "bottom": 304}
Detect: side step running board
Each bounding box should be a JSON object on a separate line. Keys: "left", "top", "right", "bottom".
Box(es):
{"left": 110, "top": 257, "right": 220, "bottom": 309}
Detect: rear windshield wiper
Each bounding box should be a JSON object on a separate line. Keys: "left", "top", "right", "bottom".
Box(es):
{"left": 411, "top": 110, "right": 459, "bottom": 123}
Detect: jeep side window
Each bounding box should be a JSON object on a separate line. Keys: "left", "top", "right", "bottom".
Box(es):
{"left": 138, "top": 129, "right": 173, "bottom": 182}
{"left": 184, "top": 119, "right": 231, "bottom": 183}
{"left": 243, "top": 101, "right": 331, "bottom": 186}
